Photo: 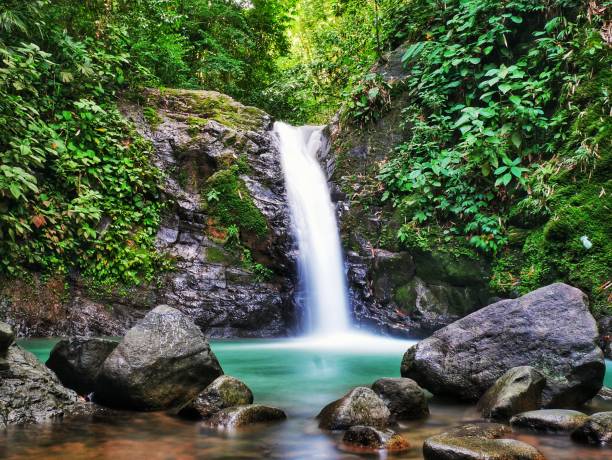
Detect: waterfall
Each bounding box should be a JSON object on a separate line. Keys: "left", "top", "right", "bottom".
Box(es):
{"left": 274, "top": 122, "right": 351, "bottom": 336}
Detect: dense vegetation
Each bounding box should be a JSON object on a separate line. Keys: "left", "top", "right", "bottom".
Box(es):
{"left": 1, "top": 0, "right": 609, "bottom": 313}
{"left": 0, "top": 0, "right": 290, "bottom": 285}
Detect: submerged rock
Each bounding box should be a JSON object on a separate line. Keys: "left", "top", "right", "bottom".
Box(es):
{"left": 205, "top": 404, "right": 286, "bottom": 429}
{"left": 46, "top": 337, "right": 118, "bottom": 395}
{"left": 401, "top": 283, "right": 604, "bottom": 406}
{"left": 0, "top": 343, "right": 80, "bottom": 426}
{"left": 371, "top": 377, "right": 429, "bottom": 420}
{"left": 179, "top": 375, "right": 253, "bottom": 419}
{"left": 571, "top": 411, "right": 612, "bottom": 446}
{"left": 342, "top": 425, "right": 410, "bottom": 452}
{"left": 510, "top": 409, "right": 588, "bottom": 432}
{"left": 477, "top": 366, "right": 546, "bottom": 421}
{"left": 318, "top": 387, "right": 391, "bottom": 430}
{"left": 423, "top": 423, "right": 544, "bottom": 460}
{"left": 94, "top": 305, "right": 223, "bottom": 410}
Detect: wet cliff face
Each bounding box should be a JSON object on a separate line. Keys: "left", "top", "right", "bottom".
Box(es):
{"left": 1, "top": 89, "right": 299, "bottom": 338}
{"left": 324, "top": 46, "right": 492, "bottom": 338}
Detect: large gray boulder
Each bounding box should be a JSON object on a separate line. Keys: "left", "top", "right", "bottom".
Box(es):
{"left": 94, "top": 305, "right": 223, "bottom": 410}
{"left": 317, "top": 387, "right": 391, "bottom": 430}
{"left": 571, "top": 411, "right": 612, "bottom": 446}
{"left": 0, "top": 343, "right": 80, "bottom": 427}
{"left": 178, "top": 375, "right": 253, "bottom": 419}
{"left": 423, "top": 423, "right": 545, "bottom": 460}
{"left": 371, "top": 377, "right": 429, "bottom": 420}
{"left": 46, "top": 337, "right": 118, "bottom": 395}
{"left": 401, "top": 283, "right": 604, "bottom": 407}
{"left": 477, "top": 367, "right": 546, "bottom": 421}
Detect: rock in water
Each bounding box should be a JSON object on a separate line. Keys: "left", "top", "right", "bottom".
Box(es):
{"left": 477, "top": 367, "right": 546, "bottom": 421}
{"left": 46, "top": 337, "right": 118, "bottom": 395}
{"left": 205, "top": 404, "right": 286, "bottom": 429}
{"left": 94, "top": 305, "right": 223, "bottom": 410}
{"left": 423, "top": 423, "right": 545, "bottom": 460}
{"left": 317, "top": 387, "right": 391, "bottom": 430}
{"left": 371, "top": 377, "right": 429, "bottom": 420}
{"left": 0, "top": 343, "right": 79, "bottom": 426}
{"left": 401, "top": 283, "right": 604, "bottom": 406}
{"left": 178, "top": 375, "right": 253, "bottom": 419}
{"left": 510, "top": 409, "right": 588, "bottom": 432}
{"left": 342, "top": 425, "right": 410, "bottom": 452}
{"left": 571, "top": 411, "right": 612, "bottom": 446}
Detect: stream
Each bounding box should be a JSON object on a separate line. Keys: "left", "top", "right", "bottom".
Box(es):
{"left": 2, "top": 337, "right": 611, "bottom": 460}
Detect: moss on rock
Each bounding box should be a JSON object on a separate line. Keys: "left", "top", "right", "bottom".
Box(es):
{"left": 201, "top": 166, "right": 268, "bottom": 238}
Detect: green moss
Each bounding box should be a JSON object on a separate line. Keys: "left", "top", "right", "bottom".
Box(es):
{"left": 204, "top": 246, "right": 236, "bottom": 265}
{"left": 394, "top": 283, "right": 417, "bottom": 314}
{"left": 201, "top": 166, "right": 268, "bottom": 238}
{"left": 143, "top": 106, "right": 162, "bottom": 130}
{"left": 151, "top": 89, "right": 266, "bottom": 132}
{"left": 492, "top": 178, "right": 611, "bottom": 316}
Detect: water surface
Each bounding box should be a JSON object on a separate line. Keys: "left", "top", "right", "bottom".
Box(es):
{"left": 2, "top": 338, "right": 611, "bottom": 460}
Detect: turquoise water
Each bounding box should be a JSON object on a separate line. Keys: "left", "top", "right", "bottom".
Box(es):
{"left": 2, "top": 338, "right": 611, "bottom": 460}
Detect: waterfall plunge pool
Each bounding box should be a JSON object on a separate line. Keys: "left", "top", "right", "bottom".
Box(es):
{"left": 4, "top": 337, "right": 612, "bottom": 460}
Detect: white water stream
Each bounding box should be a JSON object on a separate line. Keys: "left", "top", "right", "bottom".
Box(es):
{"left": 274, "top": 122, "right": 351, "bottom": 336}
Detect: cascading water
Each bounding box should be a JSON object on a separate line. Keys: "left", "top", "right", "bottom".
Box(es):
{"left": 274, "top": 122, "right": 351, "bottom": 336}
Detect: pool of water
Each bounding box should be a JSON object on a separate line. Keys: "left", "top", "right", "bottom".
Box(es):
{"left": 2, "top": 337, "right": 611, "bottom": 460}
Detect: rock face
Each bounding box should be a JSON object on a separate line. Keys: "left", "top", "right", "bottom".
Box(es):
{"left": 205, "top": 404, "right": 286, "bottom": 429}
{"left": 46, "top": 337, "right": 118, "bottom": 395}
{"left": 423, "top": 423, "right": 545, "bottom": 460}
{"left": 0, "top": 342, "right": 80, "bottom": 427}
{"left": 571, "top": 411, "right": 612, "bottom": 446}
{"left": 179, "top": 375, "right": 253, "bottom": 419}
{"left": 342, "top": 425, "right": 410, "bottom": 451}
{"left": 510, "top": 409, "right": 589, "bottom": 432}
{"left": 323, "top": 44, "right": 492, "bottom": 337}
{"left": 371, "top": 377, "right": 429, "bottom": 420}
{"left": 94, "top": 305, "right": 223, "bottom": 410}
{"left": 477, "top": 367, "right": 546, "bottom": 421}
{"left": 1, "top": 89, "right": 298, "bottom": 339}
{"left": 401, "top": 283, "right": 605, "bottom": 406}
{"left": 318, "top": 387, "right": 391, "bottom": 430}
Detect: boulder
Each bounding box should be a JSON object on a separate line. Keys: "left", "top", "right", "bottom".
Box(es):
{"left": 401, "top": 283, "right": 604, "bottom": 407}
{"left": 510, "top": 409, "right": 588, "bottom": 432}
{"left": 342, "top": 425, "right": 410, "bottom": 452}
{"left": 178, "top": 375, "right": 253, "bottom": 419}
{"left": 0, "top": 343, "right": 80, "bottom": 426}
{"left": 571, "top": 411, "right": 612, "bottom": 446}
{"left": 477, "top": 366, "right": 546, "bottom": 421}
{"left": 0, "top": 321, "right": 15, "bottom": 370}
{"left": 205, "top": 404, "right": 286, "bottom": 429}
{"left": 371, "top": 377, "right": 429, "bottom": 420}
{"left": 0, "top": 321, "right": 14, "bottom": 352}
{"left": 318, "top": 387, "right": 391, "bottom": 430}
{"left": 423, "top": 423, "right": 545, "bottom": 460}
{"left": 46, "top": 337, "right": 118, "bottom": 395}
{"left": 94, "top": 305, "right": 223, "bottom": 410}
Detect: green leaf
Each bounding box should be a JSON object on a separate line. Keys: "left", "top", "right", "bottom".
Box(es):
{"left": 511, "top": 132, "right": 522, "bottom": 148}
{"left": 509, "top": 95, "right": 522, "bottom": 105}
{"left": 498, "top": 83, "right": 512, "bottom": 94}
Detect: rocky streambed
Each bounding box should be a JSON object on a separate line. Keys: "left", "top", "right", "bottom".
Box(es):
{"left": 1, "top": 283, "right": 611, "bottom": 459}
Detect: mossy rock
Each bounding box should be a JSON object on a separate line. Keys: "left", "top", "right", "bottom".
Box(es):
{"left": 201, "top": 166, "right": 268, "bottom": 238}
{"left": 146, "top": 88, "right": 268, "bottom": 132}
